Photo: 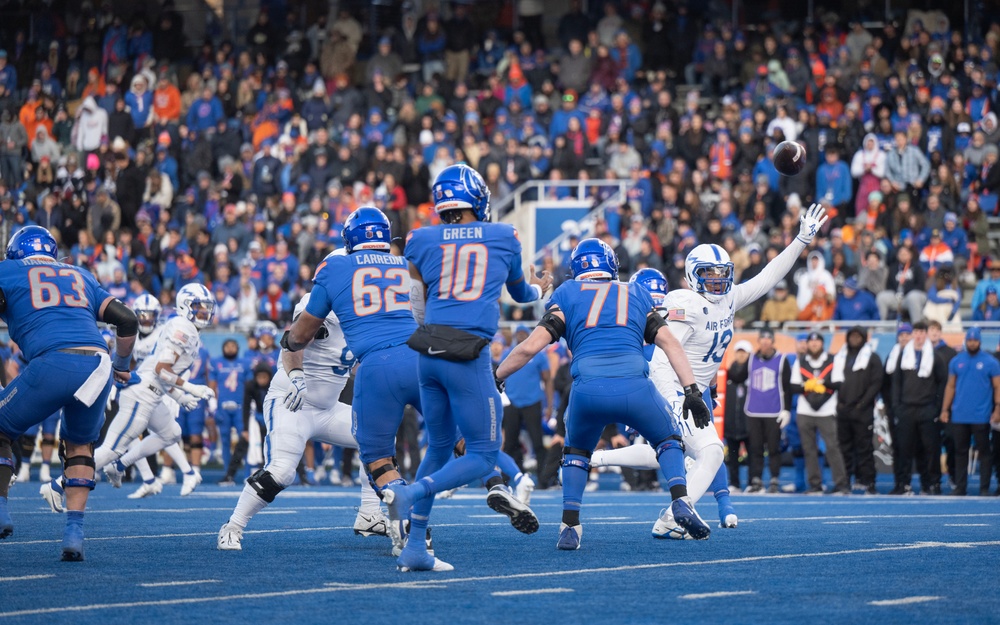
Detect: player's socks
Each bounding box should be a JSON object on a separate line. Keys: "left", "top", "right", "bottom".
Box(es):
{"left": 655, "top": 445, "right": 688, "bottom": 500}
{"left": 793, "top": 456, "right": 806, "bottom": 492}
{"left": 712, "top": 467, "right": 737, "bottom": 528}
{"left": 134, "top": 456, "right": 156, "bottom": 483}
{"left": 685, "top": 449, "right": 724, "bottom": 502}
{"left": 229, "top": 485, "right": 268, "bottom": 530}
{"left": 591, "top": 445, "right": 658, "bottom": 470}
{"left": 357, "top": 465, "right": 382, "bottom": 516}
{"left": 163, "top": 442, "right": 195, "bottom": 475}
{"left": 61, "top": 510, "right": 85, "bottom": 561}
{"left": 0, "top": 496, "right": 13, "bottom": 538}
{"left": 119, "top": 435, "right": 168, "bottom": 468}
{"left": 561, "top": 456, "right": 588, "bottom": 522}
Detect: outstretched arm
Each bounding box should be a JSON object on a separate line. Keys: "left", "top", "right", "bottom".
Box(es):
{"left": 497, "top": 325, "right": 554, "bottom": 380}
{"left": 733, "top": 203, "right": 828, "bottom": 310}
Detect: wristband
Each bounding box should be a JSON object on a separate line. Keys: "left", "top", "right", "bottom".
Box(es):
{"left": 111, "top": 351, "right": 131, "bottom": 372}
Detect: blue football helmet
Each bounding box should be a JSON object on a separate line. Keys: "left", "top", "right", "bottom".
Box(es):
{"left": 431, "top": 163, "right": 491, "bottom": 221}
{"left": 570, "top": 238, "right": 618, "bottom": 281}
{"left": 629, "top": 268, "right": 668, "bottom": 306}
{"left": 6, "top": 225, "right": 57, "bottom": 260}
{"left": 685, "top": 243, "right": 734, "bottom": 300}
{"left": 343, "top": 206, "right": 391, "bottom": 253}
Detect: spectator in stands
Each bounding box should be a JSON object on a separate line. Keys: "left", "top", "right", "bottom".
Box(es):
{"left": 940, "top": 327, "right": 1000, "bottom": 496}
{"left": 923, "top": 266, "right": 962, "bottom": 328}
{"left": 796, "top": 250, "right": 835, "bottom": 310}
{"left": 832, "top": 326, "right": 883, "bottom": 494}
{"left": 886, "top": 130, "right": 931, "bottom": 204}
{"left": 919, "top": 229, "right": 955, "bottom": 276}
{"left": 816, "top": 146, "right": 852, "bottom": 215}
{"left": 878, "top": 245, "right": 927, "bottom": 322}
{"left": 834, "top": 276, "right": 879, "bottom": 321}
{"left": 973, "top": 286, "right": 1000, "bottom": 321}
{"left": 797, "top": 284, "right": 835, "bottom": 322}
{"left": 851, "top": 134, "right": 887, "bottom": 216}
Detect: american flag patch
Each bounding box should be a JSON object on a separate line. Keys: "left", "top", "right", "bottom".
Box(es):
{"left": 667, "top": 309, "right": 686, "bottom": 321}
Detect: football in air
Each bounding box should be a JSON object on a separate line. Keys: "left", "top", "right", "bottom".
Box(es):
{"left": 772, "top": 140, "right": 806, "bottom": 176}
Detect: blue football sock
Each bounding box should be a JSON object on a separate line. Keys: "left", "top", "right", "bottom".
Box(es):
{"left": 416, "top": 453, "right": 495, "bottom": 495}
{"left": 793, "top": 456, "right": 806, "bottom": 491}
{"left": 496, "top": 451, "right": 521, "bottom": 481}
{"left": 66, "top": 510, "right": 84, "bottom": 528}
{"left": 561, "top": 455, "right": 589, "bottom": 520}
{"left": 657, "top": 446, "right": 687, "bottom": 495}
{"left": 711, "top": 465, "right": 734, "bottom": 515}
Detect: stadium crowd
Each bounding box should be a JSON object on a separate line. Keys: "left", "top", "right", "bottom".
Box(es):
{"left": 0, "top": 1, "right": 996, "bottom": 330}
{"left": 0, "top": 0, "right": 997, "bottom": 502}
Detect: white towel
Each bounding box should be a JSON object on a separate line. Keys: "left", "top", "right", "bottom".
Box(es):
{"left": 900, "top": 340, "right": 934, "bottom": 378}
{"left": 73, "top": 352, "right": 111, "bottom": 407}
{"left": 885, "top": 343, "right": 901, "bottom": 374}
{"left": 831, "top": 343, "right": 873, "bottom": 384}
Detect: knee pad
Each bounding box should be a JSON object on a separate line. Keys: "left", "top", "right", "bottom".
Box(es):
{"left": 63, "top": 455, "right": 97, "bottom": 490}
{"left": 654, "top": 435, "right": 685, "bottom": 459}
{"left": 189, "top": 440, "right": 204, "bottom": 449}
{"left": 42, "top": 435, "right": 55, "bottom": 446}
{"left": 699, "top": 443, "right": 725, "bottom": 468}
{"left": 562, "top": 446, "right": 593, "bottom": 472}
{"left": 365, "top": 458, "right": 401, "bottom": 498}
{"left": 247, "top": 469, "right": 286, "bottom": 503}
{"left": 159, "top": 421, "right": 183, "bottom": 447}
{"left": 18, "top": 435, "right": 34, "bottom": 459}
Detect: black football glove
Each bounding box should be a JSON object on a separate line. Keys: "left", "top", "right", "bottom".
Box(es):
{"left": 683, "top": 384, "right": 712, "bottom": 429}
{"left": 495, "top": 376, "right": 506, "bottom": 394}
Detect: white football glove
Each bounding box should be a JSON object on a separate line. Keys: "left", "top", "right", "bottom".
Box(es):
{"left": 777, "top": 410, "right": 791, "bottom": 429}
{"left": 208, "top": 397, "right": 218, "bottom": 414}
{"left": 796, "top": 203, "right": 829, "bottom": 244}
{"left": 283, "top": 369, "right": 306, "bottom": 412}
{"left": 185, "top": 383, "right": 215, "bottom": 401}
{"left": 177, "top": 393, "right": 200, "bottom": 411}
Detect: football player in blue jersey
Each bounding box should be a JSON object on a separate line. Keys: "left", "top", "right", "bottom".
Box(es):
{"left": 283, "top": 207, "right": 421, "bottom": 552}
{"left": 375, "top": 164, "right": 551, "bottom": 572}
{"left": 248, "top": 321, "right": 280, "bottom": 372}
{"left": 210, "top": 339, "right": 250, "bottom": 483}
{"left": 178, "top": 344, "right": 212, "bottom": 470}
{"left": 497, "top": 238, "right": 713, "bottom": 549}
{"left": 0, "top": 226, "right": 138, "bottom": 560}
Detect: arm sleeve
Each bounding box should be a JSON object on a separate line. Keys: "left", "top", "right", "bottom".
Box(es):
{"left": 781, "top": 358, "right": 795, "bottom": 409}
{"left": 304, "top": 282, "right": 333, "bottom": 319}
{"left": 732, "top": 237, "right": 807, "bottom": 310}
{"left": 505, "top": 231, "right": 541, "bottom": 303}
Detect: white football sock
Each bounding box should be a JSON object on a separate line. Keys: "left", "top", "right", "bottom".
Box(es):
{"left": 358, "top": 464, "right": 381, "bottom": 515}
{"left": 591, "top": 444, "right": 658, "bottom": 470}
{"left": 119, "top": 435, "right": 167, "bottom": 468}
{"left": 163, "top": 443, "right": 193, "bottom": 474}
{"left": 685, "top": 446, "right": 725, "bottom": 502}
{"left": 229, "top": 484, "right": 268, "bottom": 530}
{"left": 134, "top": 457, "right": 156, "bottom": 482}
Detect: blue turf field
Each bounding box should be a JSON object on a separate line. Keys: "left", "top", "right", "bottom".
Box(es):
{"left": 1, "top": 474, "right": 998, "bottom": 625}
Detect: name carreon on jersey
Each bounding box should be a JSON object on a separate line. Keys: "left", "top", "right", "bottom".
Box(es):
{"left": 655, "top": 289, "right": 735, "bottom": 389}
{"left": 278, "top": 292, "right": 355, "bottom": 383}
{"left": 136, "top": 316, "right": 202, "bottom": 391}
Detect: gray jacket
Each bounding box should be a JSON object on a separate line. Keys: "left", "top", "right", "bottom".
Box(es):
{"left": 885, "top": 145, "right": 930, "bottom": 187}
{"left": 0, "top": 120, "right": 27, "bottom": 155}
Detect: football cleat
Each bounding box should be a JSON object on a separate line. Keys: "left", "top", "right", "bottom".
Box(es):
{"left": 486, "top": 484, "right": 539, "bottom": 534}
{"left": 180, "top": 471, "right": 202, "bottom": 496}
{"left": 217, "top": 522, "right": 243, "bottom": 551}
{"left": 514, "top": 473, "right": 535, "bottom": 506}
{"left": 652, "top": 507, "right": 692, "bottom": 540}
{"left": 128, "top": 479, "right": 163, "bottom": 499}
{"left": 556, "top": 523, "right": 582, "bottom": 550}
{"left": 720, "top": 513, "right": 738, "bottom": 529}
{"left": 158, "top": 466, "right": 177, "bottom": 485}
{"left": 671, "top": 496, "right": 711, "bottom": 540}
{"left": 61, "top": 523, "right": 84, "bottom": 561}
{"left": 40, "top": 481, "right": 65, "bottom": 513}
{"left": 103, "top": 461, "right": 124, "bottom": 488}
{"left": 396, "top": 548, "right": 453, "bottom": 573}
{"left": 353, "top": 508, "right": 389, "bottom": 537}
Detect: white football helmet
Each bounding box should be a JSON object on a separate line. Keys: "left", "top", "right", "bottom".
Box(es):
{"left": 176, "top": 284, "right": 215, "bottom": 329}
{"left": 685, "top": 244, "right": 734, "bottom": 303}
{"left": 132, "top": 293, "right": 162, "bottom": 335}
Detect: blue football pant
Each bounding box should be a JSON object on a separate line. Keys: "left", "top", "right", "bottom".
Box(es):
{"left": 352, "top": 345, "right": 421, "bottom": 465}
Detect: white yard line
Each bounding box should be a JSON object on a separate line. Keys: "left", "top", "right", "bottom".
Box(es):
{"left": 492, "top": 588, "right": 574, "bottom": 597}
{"left": 679, "top": 591, "right": 756, "bottom": 600}
{"left": 138, "top": 580, "right": 220, "bottom": 588}
{"left": 869, "top": 596, "right": 943, "bottom": 606}
{"left": 0, "top": 574, "right": 55, "bottom": 582}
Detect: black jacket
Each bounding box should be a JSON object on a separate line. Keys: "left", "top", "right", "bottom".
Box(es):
{"left": 891, "top": 347, "right": 948, "bottom": 412}
{"left": 833, "top": 347, "right": 884, "bottom": 417}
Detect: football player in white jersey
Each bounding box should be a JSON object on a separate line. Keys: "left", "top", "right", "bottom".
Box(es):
{"left": 94, "top": 285, "right": 215, "bottom": 493}
{"left": 217, "top": 282, "right": 390, "bottom": 552}
{"left": 38, "top": 290, "right": 211, "bottom": 511}
{"left": 592, "top": 203, "right": 828, "bottom": 537}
